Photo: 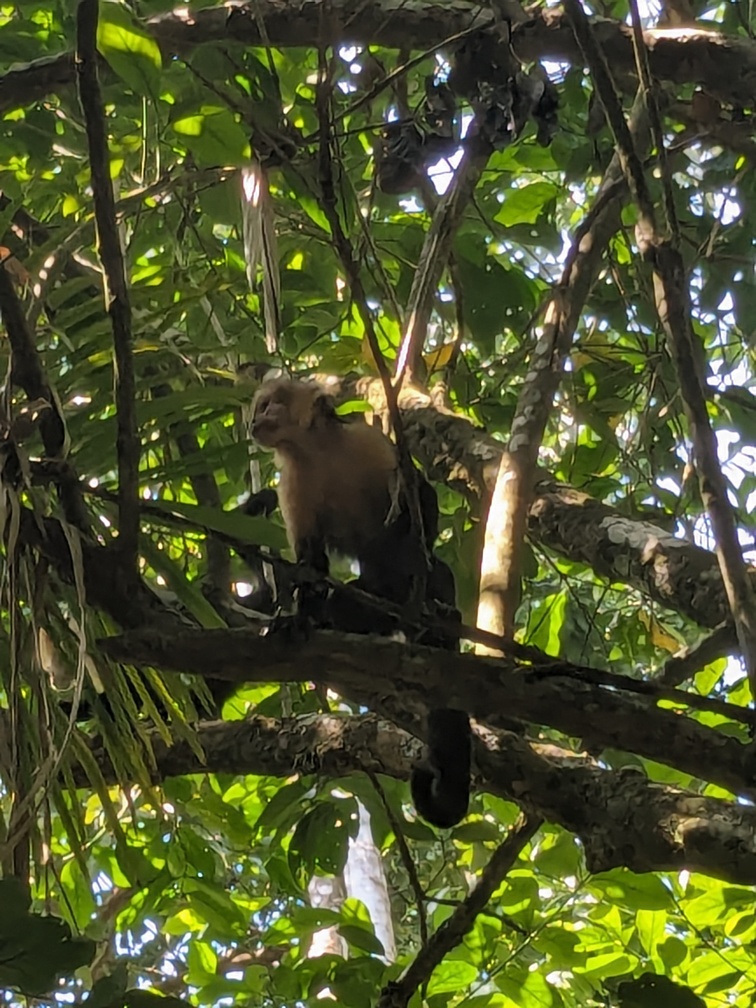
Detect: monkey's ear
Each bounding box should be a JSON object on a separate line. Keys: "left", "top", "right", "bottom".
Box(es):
{"left": 312, "top": 390, "right": 338, "bottom": 421}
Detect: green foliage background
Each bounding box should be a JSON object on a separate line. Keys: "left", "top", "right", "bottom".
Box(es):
{"left": 0, "top": 0, "right": 755, "bottom": 1005}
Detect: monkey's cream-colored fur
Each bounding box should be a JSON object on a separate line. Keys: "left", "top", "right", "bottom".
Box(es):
{"left": 252, "top": 378, "right": 399, "bottom": 559}
{"left": 250, "top": 376, "right": 471, "bottom": 829}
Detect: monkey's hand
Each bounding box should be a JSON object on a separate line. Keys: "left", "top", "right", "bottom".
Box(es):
{"left": 264, "top": 571, "right": 330, "bottom": 644}
{"left": 411, "top": 708, "right": 471, "bottom": 828}
{"left": 241, "top": 488, "right": 279, "bottom": 517}
{"left": 265, "top": 610, "right": 311, "bottom": 646}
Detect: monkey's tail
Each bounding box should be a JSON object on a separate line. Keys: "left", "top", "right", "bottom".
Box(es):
{"left": 410, "top": 708, "right": 471, "bottom": 828}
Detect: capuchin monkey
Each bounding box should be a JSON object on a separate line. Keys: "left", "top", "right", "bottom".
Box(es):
{"left": 245, "top": 376, "right": 471, "bottom": 829}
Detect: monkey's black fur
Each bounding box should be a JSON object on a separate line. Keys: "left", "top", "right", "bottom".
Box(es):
{"left": 244, "top": 380, "right": 470, "bottom": 828}
{"left": 242, "top": 484, "right": 471, "bottom": 829}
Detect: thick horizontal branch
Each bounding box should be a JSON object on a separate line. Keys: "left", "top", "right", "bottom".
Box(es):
{"left": 147, "top": 4, "right": 756, "bottom": 112}
{"left": 477, "top": 730, "right": 756, "bottom": 884}
{"left": 82, "top": 712, "right": 756, "bottom": 885}
{"left": 99, "top": 625, "right": 756, "bottom": 800}
{"left": 339, "top": 377, "right": 745, "bottom": 634}
{"left": 528, "top": 477, "right": 734, "bottom": 629}
{"left": 2, "top": 5, "right": 755, "bottom": 114}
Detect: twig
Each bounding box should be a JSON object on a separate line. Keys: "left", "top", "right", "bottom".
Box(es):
{"left": 366, "top": 770, "right": 428, "bottom": 947}
{"left": 627, "top": 0, "right": 678, "bottom": 238}
{"left": 75, "top": 0, "right": 140, "bottom": 579}
{"left": 314, "top": 44, "right": 429, "bottom": 604}
{"left": 564, "top": 0, "right": 756, "bottom": 699}
{"left": 529, "top": 655, "right": 755, "bottom": 725}
{"left": 375, "top": 814, "right": 541, "bottom": 1008}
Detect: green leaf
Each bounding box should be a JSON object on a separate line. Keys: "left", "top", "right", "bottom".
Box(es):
{"left": 172, "top": 106, "right": 251, "bottom": 166}
{"left": 684, "top": 949, "right": 742, "bottom": 991}
{"left": 339, "top": 923, "right": 385, "bottom": 956}
{"left": 426, "top": 959, "right": 479, "bottom": 995}
{"left": 452, "top": 820, "right": 502, "bottom": 843}
{"left": 589, "top": 870, "right": 674, "bottom": 911}
{"left": 493, "top": 181, "right": 559, "bottom": 226}
{"left": 577, "top": 950, "right": 638, "bottom": 978}
{"left": 339, "top": 898, "right": 385, "bottom": 955}
{"left": 141, "top": 537, "right": 227, "bottom": 629}
{"left": 288, "top": 797, "right": 359, "bottom": 880}
{"left": 658, "top": 936, "right": 689, "bottom": 970}
{"left": 144, "top": 498, "right": 288, "bottom": 551}
{"left": 97, "top": 2, "right": 162, "bottom": 96}
{"left": 185, "top": 939, "right": 218, "bottom": 986}
{"left": 532, "top": 827, "right": 581, "bottom": 876}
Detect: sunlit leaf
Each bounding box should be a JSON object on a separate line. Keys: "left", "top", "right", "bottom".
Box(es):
{"left": 97, "top": 3, "right": 161, "bottom": 96}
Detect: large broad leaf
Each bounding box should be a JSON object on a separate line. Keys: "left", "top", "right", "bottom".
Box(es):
{"left": 589, "top": 871, "right": 674, "bottom": 911}
{"left": 144, "top": 498, "right": 288, "bottom": 551}
{"left": 172, "top": 106, "right": 251, "bottom": 166}
{"left": 288, "top": 797, "right": 359, "bottom": 881}
{"left": 97, "top": 2, "right": 162, "bottom": 97}
{"left": 494, "top": 181, "right": 559, "bottom": 227}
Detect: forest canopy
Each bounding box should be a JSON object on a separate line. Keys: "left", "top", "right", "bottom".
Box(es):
{"left": 1, "top": 0, "right": 756, "bottom": 1005}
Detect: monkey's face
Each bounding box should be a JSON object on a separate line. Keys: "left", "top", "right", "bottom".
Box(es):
{"left": 251, "top": 386, "right": 294, "bottom": 447}
{"left": 251, "top": 380, "right": 326, "bottom": 447}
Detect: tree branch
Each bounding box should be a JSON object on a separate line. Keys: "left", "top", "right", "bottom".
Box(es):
{"left": 376, "top": 814, "right": 541, "bottom": 1008}
{"left": 97, "top": 625, "right": 756, "bottom": 800}
{"left": 336, "top": 376, "right": 751, "bottom": 635}
{"left": 564, "top": 0, "right": 756, "bottom": 696}
{"left": 659, "top": 624, "right": 737, "bottom": 686}
{"left": 477, "top": 90, "right": 649, "bottom": 646}
{"left": 76, "top": 712, "right": 756, "bottom": 884}
{"left": 76, "top": 0, "right": 140, "bottom": 580}
{"left": 0, "top": 266, "right": 88, "bottom": 530}
{"left": 4, "top": 8, "right": 756, "bottom": 125}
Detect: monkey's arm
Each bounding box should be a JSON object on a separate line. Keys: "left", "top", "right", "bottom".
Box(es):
{"left": 241, "top": 487, "right": 279, "bottom": 517}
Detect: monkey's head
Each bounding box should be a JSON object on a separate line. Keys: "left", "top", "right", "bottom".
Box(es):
{"left": 251, "top": 378, "right": 337, "bottom": 448}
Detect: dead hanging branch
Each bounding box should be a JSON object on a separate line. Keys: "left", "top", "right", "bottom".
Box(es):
{"left": 75, "top": 0, "right": 140, "bottom": 581}
{"left": 394, "top": 137, "right": 492, "bottom": 385}
{"left": 376, "top": 814, "right": 541, "bottom": 1008}
{"left": 476, "top": 91, "right": 650, "bottom": 647}
{"left": 563, "top": 0, "right": 756, "bottom": 699}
